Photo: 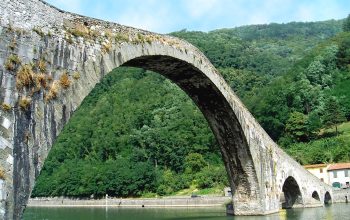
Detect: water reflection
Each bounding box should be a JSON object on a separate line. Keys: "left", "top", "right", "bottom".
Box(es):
{"left": 24, "top": 203, "right": 349, "bottom": 220}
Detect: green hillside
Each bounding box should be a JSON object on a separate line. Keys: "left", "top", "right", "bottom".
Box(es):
{"left": 32, "top": 18, "right": 350, "bottom": 198}
{"left": 286, "top": 121, "right": 350, "bottom": 165}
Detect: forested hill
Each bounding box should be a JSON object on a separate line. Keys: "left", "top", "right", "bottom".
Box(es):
{"left": 171, "top": 20, "right": 343, "bottom": 77}
{"left": 32, "top": 18, "right": 350, "bottom": 198}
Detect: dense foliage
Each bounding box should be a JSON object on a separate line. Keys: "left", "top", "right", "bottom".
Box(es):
{"left": 33, "top": 18, "right": 350, "bottom": 198}
{"left": 32, "top": 69, "right": 227, "bottom": 198}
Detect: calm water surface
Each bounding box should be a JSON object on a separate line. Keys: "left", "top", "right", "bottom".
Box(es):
{"left": 24, "top": 203, "right": 349, "bottom": 220}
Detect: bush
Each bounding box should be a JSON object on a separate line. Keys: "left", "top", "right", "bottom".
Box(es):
{"left": 196, "top": 166, "right": 228, "bottom": 189}
{"left": 184, "top": 153, "right": 207, "bottom": 173}
{"left": 59, "top": 73, "right": 71, "bottom": 88}
{"left": 16, "top": 64, "right": 35, "bottom": 89}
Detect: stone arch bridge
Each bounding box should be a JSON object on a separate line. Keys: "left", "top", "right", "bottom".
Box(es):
{"left": 0, "top": 0, "right": 333, "bottom": 219}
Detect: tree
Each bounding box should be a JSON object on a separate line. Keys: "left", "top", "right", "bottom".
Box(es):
{"left": 322, "top": 96, "right": 346, "bottom": 135}
{"left": 184, "top": 153, "right": 207, "bottom": 173}
{"left": 306, "top": 111, "right": 322, "bottom": 138}
{"left": 285, "top": 111, "right": 309, "bottom": 142}
{"left": 305, "top": 57, "right": 333, "bottom": 88}
{"left": 343, "top": 14, "right": 350, "bottom": 32}
{"left": 336, "top": 33, "right": 350, "bottom": 69}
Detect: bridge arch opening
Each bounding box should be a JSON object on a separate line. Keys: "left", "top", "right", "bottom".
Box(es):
{"left": 31, "top": 66, "right": 231, "bottom": 199}
{"left": 312, "top": 191, "right": 320, "bottom": 201}
{"left": 29, "top": 53, "right": 260, "bottom": 216}
{"left": 281, "top": 176, "right": 303, "bottom": 209}
{"left": 119, "top": 55, "right": 259, "bottom": 199}
{"left": 324, "top": 191, "right": 332, "bottom": 205}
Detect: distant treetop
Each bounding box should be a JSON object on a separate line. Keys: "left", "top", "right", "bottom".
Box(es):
{"left": 343, "top": 14, "right": 350, "bottom": 32}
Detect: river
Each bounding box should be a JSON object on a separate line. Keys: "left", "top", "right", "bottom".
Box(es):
{"left": 23, "top": 203, "right": 349, "bottom": 220}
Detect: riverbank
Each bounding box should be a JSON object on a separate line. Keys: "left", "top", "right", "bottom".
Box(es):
{"left": 28, "top": 196, "right": 232, "bottom": 208}
{"left": 28, "top": 188, "right": 350, "bottom": 209}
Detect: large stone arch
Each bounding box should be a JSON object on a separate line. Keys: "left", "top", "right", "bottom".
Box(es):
{"left": 122, "top": 54, "right": 261, "bottom": 199}
{"left": 1, "top": 1, "right": 268, "bottom": 218}
{"left": 7, "top": 35, "right": 264, "bottom": 219}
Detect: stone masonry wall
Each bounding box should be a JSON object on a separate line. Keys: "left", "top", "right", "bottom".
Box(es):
{"left": 333, "top": 188, "right": 350, "bottom": 203}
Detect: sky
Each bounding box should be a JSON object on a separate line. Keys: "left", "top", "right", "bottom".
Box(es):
{"left": 45, "top": 0, "right": 350, "bottom": 33}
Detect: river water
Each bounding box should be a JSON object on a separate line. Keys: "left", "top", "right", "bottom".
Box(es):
{"left": 24, "top": 203, "right": 349, "bottom": 220}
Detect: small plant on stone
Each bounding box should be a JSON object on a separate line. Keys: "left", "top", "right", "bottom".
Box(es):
{"left": 59, "top": 72, "right": 71, "bottom": 88}
{"left": 89, "top": 29, "right": 99, "bottom": 39}
{"left": 145, "top": 36, "right": 152, "bottom": 44}
{"left": 137, "top": 33, "right": 145, "bottom": 43}
{"left": 5, "top": 60, "right": 14, "bottom": 71}
{"left": 45, "top": 80, "right": 60, "bottom": 101}
{"left": 33, "top": 27, "right": 45, "bottom": 37}
{"left": 105, "top": 29, "right": 113, "bottom": 39}
{"left": 1, "top": 103, "right": 11, "bottom": 111}
{"left": 5, "top": 54, "right": 21, "bottom": 71}
{"left": 72, "top": 72, "right": 80, "bottom": 80}
{"left": 6, "top": 23, "right": 14, "bottom": 33}
{"left": 65, "top": 34, "right": 73, "bottom": 44}
{"left": 101, "top": 42, "right": 112, "bottom": 53}
{"left": 9, "top": 38, "right": 17, "bottom": 50}
{"left": 115, "top": 33, "right": 130, "bottom": 43}
{"left": 68, "top": 23, "right": 90, "bottom": 38}
{"left": 37, "top": 59, "right": 46, "bottom": 73}
{"left": 0, "top": 168, "right": 5, "bottom": 180}
{"left": 16, "top": 64, "right": 35, "bottom": 89}
{"left": 36, "top": 73, "right": 47, "bottom": 88}
{"left": 19, "top": 96, "right": 31, "bottom": 110}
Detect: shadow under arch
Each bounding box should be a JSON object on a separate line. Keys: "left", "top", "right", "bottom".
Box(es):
{"left": 281, "top": 176, "right": 303, "bottom": 209}
{"left": 324, "top": 191, "right": 332, "bottom": 205}
{"left": 312, "top": 191, "right": 320, "bottom": 201}
{"left": 121, "top": 55, "right": 261, "bottom": 200}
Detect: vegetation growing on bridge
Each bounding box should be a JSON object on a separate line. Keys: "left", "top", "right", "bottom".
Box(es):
{"left": 0, "top": 167, "right": 5, "bottom": 180}
{"left": 1, "top": 103, "right": 11, "bottom": 112}
{"left": 33, "top": 18, "right": 350, "bottom": 198}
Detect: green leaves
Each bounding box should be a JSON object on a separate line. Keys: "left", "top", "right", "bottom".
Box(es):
{"left": 285, "top": 112, "right": 309, "bottom": 142}
{"left": 33, "top": 67, "right": 222, "bottom": 198}
{"left": 322, "top": 96, "right": 346, "bottom": 134}
{"left": 343, "top": 14, "right": 350, "bottom": 32}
